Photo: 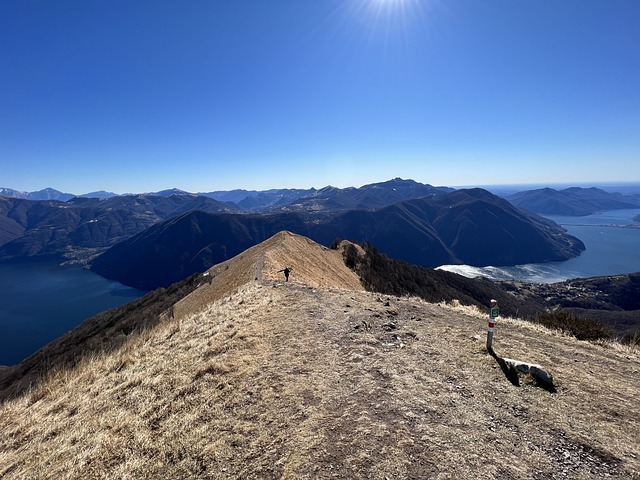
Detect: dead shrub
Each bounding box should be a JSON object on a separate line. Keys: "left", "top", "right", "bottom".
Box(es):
{"left": 535, "top": 311, "right": 613, "bottom": 341}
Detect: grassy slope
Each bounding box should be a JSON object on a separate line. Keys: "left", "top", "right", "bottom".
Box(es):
{"left": 0, "top": 233, "right": 639, "bottom": 479}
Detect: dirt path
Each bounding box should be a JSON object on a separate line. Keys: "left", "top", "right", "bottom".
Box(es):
{"left": 197, "top": 281, "right": 639, "bottom": 479}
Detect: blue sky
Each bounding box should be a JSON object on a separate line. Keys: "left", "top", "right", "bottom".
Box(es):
{"left": 1, "top": 0, "right": 639, "bottom": 194}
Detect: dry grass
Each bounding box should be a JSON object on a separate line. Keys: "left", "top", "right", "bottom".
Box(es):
{"left": 173, "top": 231, "right": 363, "bottom": 320}
{"left": 1, "top": 232, "right": 639, "bottom": 479}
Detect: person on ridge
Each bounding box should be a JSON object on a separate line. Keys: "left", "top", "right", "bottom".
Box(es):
{"left": 278, "top": 267, "right": 292, "bottom": 282}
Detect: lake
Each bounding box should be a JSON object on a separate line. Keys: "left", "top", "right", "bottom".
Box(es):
{"left": 0, "top": 262, "right": 144, "bottom": 366}
{"left": 438, "top": 209, "right": 640, "bottom": 283}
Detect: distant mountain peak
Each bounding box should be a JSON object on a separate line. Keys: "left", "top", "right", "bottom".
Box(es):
{"left": 507, "top": 186, "right": 640, "bottom": 215}
{"left": 80, "top": 190, "right": 118, "bottom": 199}
{"left": 0, "top": 187, "right": 26, "bottom": 198}
{"left": 365, "top": 177, "right": 420, "bottom": 187}
{"left": 0, "top": 187, "right": 74, "bottom": 201}
{"left": 151, "top": 188, "right": 194, "bottom": 197}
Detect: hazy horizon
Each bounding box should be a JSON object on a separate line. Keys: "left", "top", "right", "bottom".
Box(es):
{"left": 2, "top": 1, "right": 639, "bottom": 193}
{"left": 4, "top": 179, "right": 640, "bottom": 198}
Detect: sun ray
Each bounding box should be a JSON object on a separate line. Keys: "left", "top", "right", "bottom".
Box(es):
{"left": 357, "top": 0, "right": 430, "bottom": 56}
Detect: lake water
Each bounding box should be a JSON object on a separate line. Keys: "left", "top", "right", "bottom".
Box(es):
{"left": 0, "top": 262, "right": 144, "bottom": 366}
{"left": 438, "top": 209, "right": 640, "bottom": 283}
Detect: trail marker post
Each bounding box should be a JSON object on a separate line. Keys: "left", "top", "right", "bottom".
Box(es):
{"left": 487, "top": 299, "right": 499, "bottom": 352}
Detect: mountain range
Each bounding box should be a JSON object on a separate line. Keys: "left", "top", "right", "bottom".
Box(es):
{"left": 267, "top": 178, "right": 454, "bottom": 213}
{"left": 506, "top": 186, "right": 640, "bottom": 215}
{"left": 5, "top": 180, "right": 640, "bottom": 215}
{"left": 0, "top": 187, "right": 76, "bottom": 202}
{"left": 91, "top": 188, "right": 584, "bottom": 290}
{"left": 0, "top": 178, "right": 452, "bottom": 212}
{"left": 6, "top": 178, "right": 640, "bottom": 289}
{"left": 0, "top": 194, "right": 234, "bottom": 261}
{"left": 0, "top": 179, "right": 449, "bottom": 262}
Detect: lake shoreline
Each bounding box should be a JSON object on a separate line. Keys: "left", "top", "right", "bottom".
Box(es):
{"left": 0, "top": 261, "right": 145, "bottom": 366}
{"left": 438, "top": 209, "right": 640, "bottom": 284}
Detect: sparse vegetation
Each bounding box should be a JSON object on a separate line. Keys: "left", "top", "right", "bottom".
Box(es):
{"left": 335, "top": 240, "right": 640, "bottom": 345}
{"left": 2, "top": 281, "right": 639, "bottom": 479}
{"left": 1, "top": 232, "right": 639, "bottom": 479}
{"left": 624, "top": 329, "right": 640, "bottom": 347}
{"left": 534, "top": 310, "right": 614, "bottom": 341}
{"left": 334, "top": 240, "right": 544, "bottom": 319}
{"left": 341, "top": 242, "right": 358, "bottom": 269}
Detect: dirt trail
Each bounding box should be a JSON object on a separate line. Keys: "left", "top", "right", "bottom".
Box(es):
{"left": 173, "top": 231, "right": 363, "bottom": 320}
{"left": 189, "top": 281, "right": 639, "bottom": 479}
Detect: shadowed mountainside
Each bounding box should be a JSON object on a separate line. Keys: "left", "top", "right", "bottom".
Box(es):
{"left": 91, "top": 188, "right": 584, "bottom": 290}
{"left": 0, "top": 231, "right": 638, "bottom": 479}
{"left": 90, "top": 211, "right": 310, "bottom": 289}
{"left": 315, "top": 188, "right": 584, "bottom": 267}
{"left": 0, "top": 194, "right": 235, "bottom": 262}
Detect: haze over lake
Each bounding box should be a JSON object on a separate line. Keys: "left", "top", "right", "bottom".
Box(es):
{"left": 439, "top": 209, "right": 640, "bottom": 283}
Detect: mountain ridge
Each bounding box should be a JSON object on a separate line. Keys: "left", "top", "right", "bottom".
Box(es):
{"left": 272, "top": 178, "right": 454, "bottom": 214}
{"left": 507, "top": 186, "right": 640, "bottom": 215}
{"left": 0, "top": 231, "right": 638, "bottom": 478}
{"left": 4, "top": 181, "right": 640, "bottom": 215}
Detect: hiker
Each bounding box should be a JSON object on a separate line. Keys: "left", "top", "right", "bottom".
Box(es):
{"left": 278, "top": 267, "right": 292, "bottom": 282}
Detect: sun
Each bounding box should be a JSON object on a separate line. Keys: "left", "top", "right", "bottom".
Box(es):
{"left": 369, "top": 0, "right": 420, "bottom": 12}
{"left": 374, "top": 0, "right": 409, "bottom": 5}
{"left": 364, "top": 0, "right": 425, "bottom": 30}
{"left": 329, "top": 0, "right": 429, "bottom": 49}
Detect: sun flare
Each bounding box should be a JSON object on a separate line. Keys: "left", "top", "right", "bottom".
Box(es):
{"left": 364, "top": 0, "right": 425, "bottom": 30}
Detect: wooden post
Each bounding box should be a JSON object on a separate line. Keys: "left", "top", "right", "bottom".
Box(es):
{"left": 487, "top": 299, "right": 499, "bottom": 352}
